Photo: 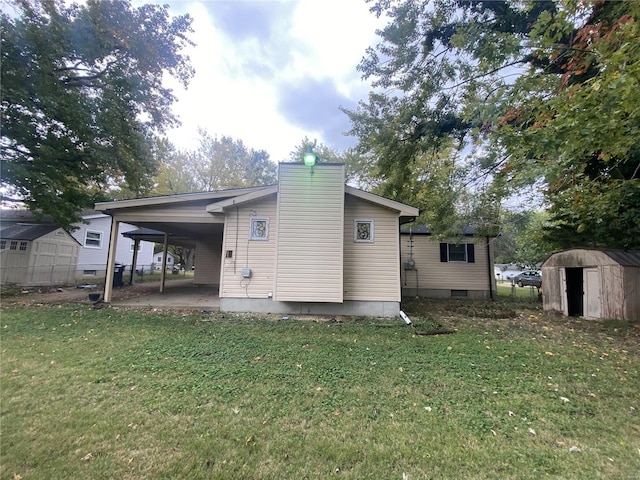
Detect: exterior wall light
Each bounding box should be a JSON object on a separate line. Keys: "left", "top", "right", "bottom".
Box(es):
{"left": 303, "top": 146, "right": 317, "bottom": 167}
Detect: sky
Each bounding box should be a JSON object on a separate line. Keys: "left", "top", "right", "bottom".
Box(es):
{"left": 140, "top": 0, "right": 386, "bottom": 162}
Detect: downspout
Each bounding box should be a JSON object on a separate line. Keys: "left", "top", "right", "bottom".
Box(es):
{"left": 486, "top": 236, "right": 494, "bottom": 300}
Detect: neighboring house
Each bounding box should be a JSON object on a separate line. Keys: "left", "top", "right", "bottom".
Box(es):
{"left": 153, "top": 250, "right": 175, "bottom": 268}
{"left": 71, "top": 211, "right": 155, "bottom": 279}
{"left": 0, "top": 224, "right": 80, "bottom": 286}
{"left": 542, "top": 248, "right": 640, "bottom": 321}
{"left": 0, "top": 209, "right": 155, "bottom": 281}
{"left": 400, "top": 225, "right": 496, "bottom": 299}
{"left": 96, "top": 163, "right": 419, "bottom": 317}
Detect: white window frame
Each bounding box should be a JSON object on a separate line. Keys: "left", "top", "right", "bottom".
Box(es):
{"left": 130, "top": 240, "right": 141, "bottom": 252}
{"left": 9, "top": 240, "right": 18, "bottom": 250}
{"left": 19, "top": 241, "right": 28, "bottom": 251}
{"left": 0, "top": 240, "right": 6, "bottom": 250}
{"left": 84, "top": 230, "right": 102, "bottom": 249}
{"left": 354, "top": 219, "right": 374, "bottom": 243}
{"left": 249, "top": 217, "right": 269, "bottom": 241}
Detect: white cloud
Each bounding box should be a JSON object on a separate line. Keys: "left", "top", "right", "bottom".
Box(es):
{"left": 155, "top": 0, "right": 383, "bottom": 161}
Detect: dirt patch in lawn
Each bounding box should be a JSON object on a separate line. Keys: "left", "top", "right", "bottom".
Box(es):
{"left": 1, "top": 281, "right": 169, "bottom": 307}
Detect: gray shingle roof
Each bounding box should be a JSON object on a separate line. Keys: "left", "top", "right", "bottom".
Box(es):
{"left": 0, "top": 224, "right": 60, "bottom": 241}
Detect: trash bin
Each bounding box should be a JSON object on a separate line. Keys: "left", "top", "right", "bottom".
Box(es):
{"left": 113, "top": 264, "right": 124, "bottom": 287}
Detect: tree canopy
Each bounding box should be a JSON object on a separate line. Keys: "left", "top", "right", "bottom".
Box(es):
{"left": 153, "top": 130, "right": 277, "bottom": 195}
{"left": 345, "top": 0, "right": 640, "bottom": 249}
{"left": 1, "top": 0, "right": 194, "bottom": 229}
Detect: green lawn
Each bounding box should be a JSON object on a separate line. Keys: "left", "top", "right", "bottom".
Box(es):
{"left": 1, "top": 299, "right": 638, "bottom": 479}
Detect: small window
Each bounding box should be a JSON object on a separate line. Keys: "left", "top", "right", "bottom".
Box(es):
{"left": 250, "top": 218, "right": 269, "bottom": 241}
{"left": 156, "top": 255, "right": 162, "bottom": 262}
{"left": 0, "top": 240, "right": 6, "bottom": 250}
{"left": 440, "top": 243, "right": 475, "bottom": 263}
{"left": 19, "top": 241, "right": 28, "bottom": 251}
{"left": 225, "top": 250, "right": 233, "bottom": 258}
{"left": 448, "top": 244, "right": 466, "bottom": 262}
{"left": 84, "top": 230, "right": 102, "bottom": 248}
{"left": 130, "top": 240, "right": 141, "bottom": 252}
{"left": 83, "top": 270, "right": 97, "bottom": 276}
{"left": 354, "top": 219, "right": 374, "bottom": 243}
{"left": 9, "top": 241, "right": 18, "bottom": 250}
{"left": 56, "top": 230, "right": 65, "bottom": 236}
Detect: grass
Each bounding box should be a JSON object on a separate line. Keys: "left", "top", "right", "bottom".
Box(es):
{"left": 1, "top": 299, "right": 639, "bottom": 479}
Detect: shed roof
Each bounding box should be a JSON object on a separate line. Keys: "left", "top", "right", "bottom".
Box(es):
{"left": 599, "top": 249, "right": 640, "bottom": 267}
{"left": 543, "top": 248, "right": 640, "bottom": 268}
{"left": 0, "top": 223, "right": 61, "bottom": 241}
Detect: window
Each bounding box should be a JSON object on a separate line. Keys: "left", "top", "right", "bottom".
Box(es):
{"left": 354, "top": 219, "right": 374, "bottom": 243}
{"left": 156, "top": 255, "right": 162, "bottom": 262}
{"left": 225, "top": 250, "right": 233, "bottom": 258}
{"left": 130, "top": 240, "right": 141, "bottom": 252}
{"left": 83, "top": 270, "right": 97, "bottom": 276}
{"left": 250, "top": 217, "right": 269, "bottom": 241}
{"left": 0, "top": 240, "right": 5, "bottom": 250}
{"left": 440, "top": 243, "right": 475, "bottom": 263}
{"left": 84, "top": 230, "right": 102, "bottom": 248}
{"left": 9, "top": 241, "right": 18, "bottom": 250}
{"left": 19, "top": 241, "right": 28, "bottom": 251}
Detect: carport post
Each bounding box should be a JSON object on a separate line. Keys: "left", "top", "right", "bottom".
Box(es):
{"left": 103, "top": 219, "right": 120, "bottom": 302}
{"left": 160, "top": 232, "right": 168, "bottom": 293}
{"left": 130, "top": 238, "right": 140, "bottom": 285}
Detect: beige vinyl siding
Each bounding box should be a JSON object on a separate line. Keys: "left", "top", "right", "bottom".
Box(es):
{"left": 401, "top": 235, "right": 491, "bottom": 291}
{"left": 194, "top": 234, "right": 222, "bottom": 286}
{"left": 343, "top": 196, "right": 400, "bottom": 301}
{"left": 274, "top": 164, "right": 344, "bottom": 302}
{"left": 220, "top": 194, "right": 277, "bottom": 298}
{"left": 1, "top": 229, "right": 79, "bottom": 286}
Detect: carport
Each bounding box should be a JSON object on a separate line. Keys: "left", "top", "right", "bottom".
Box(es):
{"left": 96, "top": 187, "right": 272, "bottom": 303}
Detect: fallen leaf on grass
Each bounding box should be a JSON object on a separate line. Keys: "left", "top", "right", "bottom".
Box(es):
{"left": 81, "top": 453, "right": 93, "bottom": 461}
{"left": 560, "top": 397, "right": 570, "bottom": 403}
{"left": 529, "top": 428, "right": 536, "bottom": 435}
{"left": 545, "top": 351, "right": 554, "bottom": 356}
{"left": 569, "top": 446, "right": 581, "bottom": 452}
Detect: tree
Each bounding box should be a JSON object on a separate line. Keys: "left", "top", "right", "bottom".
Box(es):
{"left": 345, "top": 0, "right": 640, "bottom": 249}
{"left": 1, "top": 0, "right": 194, "bottom": 229}
{"left": 153, "top": 130, "right": 277, "bottom": 194}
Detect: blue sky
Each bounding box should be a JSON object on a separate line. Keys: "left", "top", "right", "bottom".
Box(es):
{"left": 141, "top": 0, "right": 385, "bottom": 161}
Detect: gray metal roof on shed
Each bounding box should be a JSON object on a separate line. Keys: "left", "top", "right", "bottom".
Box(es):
{"left": 0, "top": 223, "right": 60, "bottom": 241}
{"left": 601, "top": 249, "right": 640, "bottom": 267}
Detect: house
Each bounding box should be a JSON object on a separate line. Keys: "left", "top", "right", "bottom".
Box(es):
{"left": 0, "top": 223, "right": 80, "bottom": 286}
{"left": 96, "top": 163, "right": 419, "bottom": 316}
{"left": 400, "top": 225, "right": 496, "bottom": 299}
{"left": 542, "top": 248, "right": 640, "bottom": 321}
{"left": 71, "top": 211, "right": 155, "bottom": 279}
{"left": 0, "top": 209, "right": 155, "bottom": 281}
{"left": 153, "top": 250, "right": 175, "bottom": 269}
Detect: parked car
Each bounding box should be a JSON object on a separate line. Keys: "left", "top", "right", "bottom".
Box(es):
{"left": 514, "top": 270, "right": 542, "bottom": 288}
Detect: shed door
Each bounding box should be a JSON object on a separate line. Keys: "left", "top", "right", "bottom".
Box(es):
{"left": 559, "top": 268, "right": 568, "bottom": 316}
{"left": 584, "top": 268, "right": 602, "bottom": 319}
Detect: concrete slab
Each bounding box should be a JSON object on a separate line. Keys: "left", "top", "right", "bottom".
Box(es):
{"left": 112, "top": 278, "right": 220, "bottom": 310}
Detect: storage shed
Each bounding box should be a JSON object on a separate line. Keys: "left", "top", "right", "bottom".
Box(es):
{"left": 0, "top": 224, "right": 80, "bottom": 286}
{"left": 542, "top": 249, "right": 640, "bottom": 321}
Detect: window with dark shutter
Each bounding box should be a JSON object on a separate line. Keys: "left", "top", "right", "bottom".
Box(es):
{"left": 441, "top": 242, "right": 475, "bottom": 262}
